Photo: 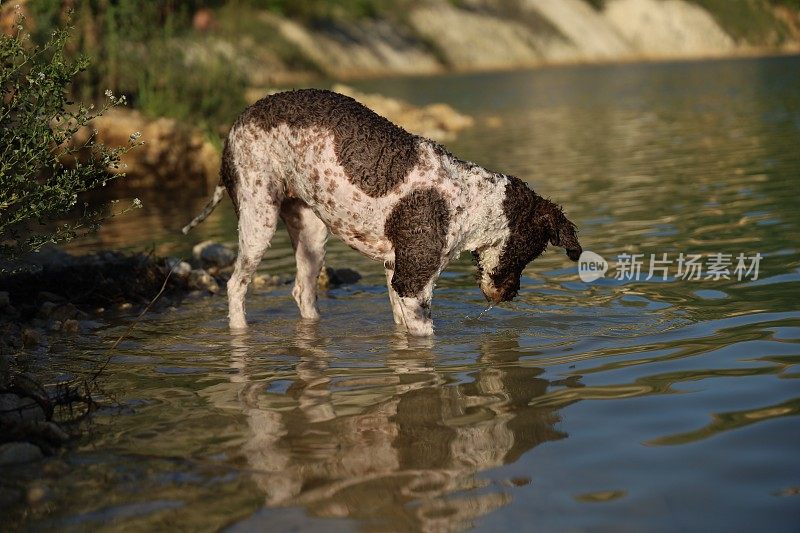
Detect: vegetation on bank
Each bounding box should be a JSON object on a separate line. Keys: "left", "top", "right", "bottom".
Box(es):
{"left": 14, "top": 0, "right": 798, "bottom": 144}
{"left": 0, "top": 18, "right": 140, "bottom": 259}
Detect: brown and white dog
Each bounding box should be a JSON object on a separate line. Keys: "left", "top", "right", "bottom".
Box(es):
{"left": 183, "top": 89, "right": 582, "bottom": 336}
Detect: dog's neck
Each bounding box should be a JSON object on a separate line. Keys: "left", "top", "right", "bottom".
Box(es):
{"left": 435, "top": 151, "right": 511, "bottom": 254}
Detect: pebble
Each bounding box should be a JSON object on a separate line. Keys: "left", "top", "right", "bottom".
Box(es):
{"left": 166, "top": 258, "right": 192, "bottom": 279}
{"left": 327, "top": 267, "right": 362, "bottom": 286}
{"left": 22, "top": 328, "right": 41, "bottom": 347}
{"left": 38, "top": 301, "right": 57, "bottom": 319}
{"left": 62, "top": 319, "right": 80, "bottom": 334}
{"left": 26, "top": 484, "right": 49, "bottom": 505}
{"left": 252, "top": 274, "right": 282, "bottom": 289}
{"left": 0, "top": 442, "right": 43, "bottom": 465}
{"left": 0, "top": 393, "right": 46, "bottom": 424}
{"left": 188, "top": 269, "right": 219, "bottom": 293}
{"left": 193, "top": 241, "right": 236, "bottom": 269}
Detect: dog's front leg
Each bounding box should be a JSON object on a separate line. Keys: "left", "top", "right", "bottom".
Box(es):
{"left": 384, "top": 266, "right": 404, "bottom": 325}
{"left": 396, "top": 278, "right": 435, "bottom": 337}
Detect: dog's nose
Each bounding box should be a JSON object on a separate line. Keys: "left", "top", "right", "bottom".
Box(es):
{"left": 480, "top": 283, "right": 502, "bottom": 304}
{"left": 567, "top": 247, "right": 582, "bottom": 261}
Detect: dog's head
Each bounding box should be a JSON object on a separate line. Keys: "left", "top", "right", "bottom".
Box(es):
{"left": 474, "top": 176, "right": 582, "bottom": 304}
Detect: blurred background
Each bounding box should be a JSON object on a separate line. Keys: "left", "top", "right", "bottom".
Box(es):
{"left": 6, "top": 0, "right": 800, "bottom": 112}
{"left": 3, "top": 0, "right": 799, "bottom": 259}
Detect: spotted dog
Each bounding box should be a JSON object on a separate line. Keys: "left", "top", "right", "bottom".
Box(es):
{"left": 183, "top": 89, "right": 582, "bottom": 336}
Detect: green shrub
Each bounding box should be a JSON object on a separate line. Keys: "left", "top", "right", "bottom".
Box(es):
{"left": 0, "top": 18, "right": 140, "bottom": 259}
{"left": 27, "top": 0, "right": 248, "bottom": 135}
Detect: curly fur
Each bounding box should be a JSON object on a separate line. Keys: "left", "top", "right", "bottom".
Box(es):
{"left": 183, "top": 89, "right": 582, "bottom": 336}
{"left": 240, "top": 89, "right": 419, "bottom": 198}
{"left": 384, "top": 188, "right": 450, "bottom": 298}
{"left": 489, "top": 177, "right": 582, "bottom": 302}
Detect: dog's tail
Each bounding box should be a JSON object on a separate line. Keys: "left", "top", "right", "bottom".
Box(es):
{"left": 181, "top": 181, "right": 226, "bottom": 235}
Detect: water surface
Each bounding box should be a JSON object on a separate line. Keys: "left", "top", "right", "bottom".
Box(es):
{"left": 12, "top": 56, "right": 800, "bottom": 531}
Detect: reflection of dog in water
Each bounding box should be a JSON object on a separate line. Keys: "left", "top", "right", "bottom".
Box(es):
{"left": 228, "top": 326, "right": 567, "bottom": 530}
{"left": 184, "top": 89, "right": 582, "bottom": 335}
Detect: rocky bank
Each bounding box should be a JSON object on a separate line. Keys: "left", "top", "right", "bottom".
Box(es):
{"left": 226, "top": 0, "right": 800, "bottom": 82}
{"left": 0, "top": 243, "right": 360, "bottom": 464}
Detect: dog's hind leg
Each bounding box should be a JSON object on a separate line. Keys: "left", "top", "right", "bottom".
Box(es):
{"left": 280, "top": 198, "right": 328, "bottom": 320}
{"left": 227, "top": 182, "right": 281, "bottom": 330}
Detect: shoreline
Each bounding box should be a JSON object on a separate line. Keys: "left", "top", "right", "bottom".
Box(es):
{"left": 0, "top": 243, "right": 361, "bottom": 465}
{"left": 269, "top": 48, "right": 800, "bottom": 86}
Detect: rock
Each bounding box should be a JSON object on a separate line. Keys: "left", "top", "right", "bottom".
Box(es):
{"left": 166, "top": 258, "right": 192, "bottom": 279}
{"left": 604, "top": 0, "right": 735, "bottom": 57}
{"left": 273, "top": 14, "right": 441, "bottom": 79}
{"left": 192, "top": 241, "right": 236, "bottom": 269}
{"left": 38, "top": 302, "right": 80, "bottom": 322}
{"left": 38, "top": 301, "right": 57, "bottom": 319}
{"left": 252, "top": 274, "right": 282, "bottom": 289}
{"left": 0, "top": 393, "right": 47, "bottom": 424}
{"left": 26, "top": 484, "right": 49, "bottom": 505}
{"left": 331, "top": 85, "right": 474, "bottom": 141}
{"left": 67, "top": 108, "right": 220, "bottom": 190}
{"left": 62, "top": 319, "right": 80, "bottom": 334}
{"left": 0, "top": 442, "right": 43, "bottom": 465}
{"left": 28, "top": 421, "right": 70, "bottom": 445}
{"left": 317, "top": 266, "right": 361, "bottom": 289}
{"left": 51, "top": 303, "right": 81, "bottom": 321}
{"left": 47, "top": 320, "right": 62, "bottom": 332}
{"left": 326, "top": 267, "right": 362, "bottom": 286}
{"left": 21, "top": 328, "right": 41, "bottom": 347}
{"left": 188, "top": 269, "right": 219, "bottom": 293}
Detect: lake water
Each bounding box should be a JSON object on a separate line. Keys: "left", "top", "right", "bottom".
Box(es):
{"left": 10, "top": 55, "right": 800, "bottom": 531}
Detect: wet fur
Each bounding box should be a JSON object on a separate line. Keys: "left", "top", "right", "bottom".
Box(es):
{"left": 384, "top": 188, "right": 451, "bottom": 298}
{"left": 239, "top": 89, "right": 419, "bottom": 198}
{"left": 489, "top": 177, "right": 582, "bottom": 302}
{"left": 185, "top": 89, "right": 581, "bottom": 335}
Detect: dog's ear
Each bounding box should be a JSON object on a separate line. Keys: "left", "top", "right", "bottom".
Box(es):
{"left": 548, "top": 208, "right": 582, "bottom": 261}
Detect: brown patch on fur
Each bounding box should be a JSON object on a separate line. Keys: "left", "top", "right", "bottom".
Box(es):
{"left": 384, "top": 188, "right": 450, "bottom": 298}
{"left": 491, "top": 177, "right": 581, "bottom": 302}
{"left": 239, "top": 89, "right": 420, "bottom": 198}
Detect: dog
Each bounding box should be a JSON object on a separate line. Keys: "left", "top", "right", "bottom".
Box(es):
{"left": 183, "top": 89, "right": 582, "bottom": 336}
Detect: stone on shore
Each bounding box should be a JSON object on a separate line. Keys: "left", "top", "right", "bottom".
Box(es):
{"left": 0, "top": 442, "right": 43, "bottom": 466}
{"left": 332, "top": 85, "right": 474, "bottom": 141}
{"left": 0, "top": 393, "right": 46, "bottom": 424}
{"left": 166, "top": 258, "right": 193, "bottom": 280}
{"left": 188, "top": 269, "right": 220, "bottom": 293}
{"left": 68, "top": 108, "right": 219, "bottom": 189}
{"left": 192, "top": 241, "right": 236, "bottom": 270}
